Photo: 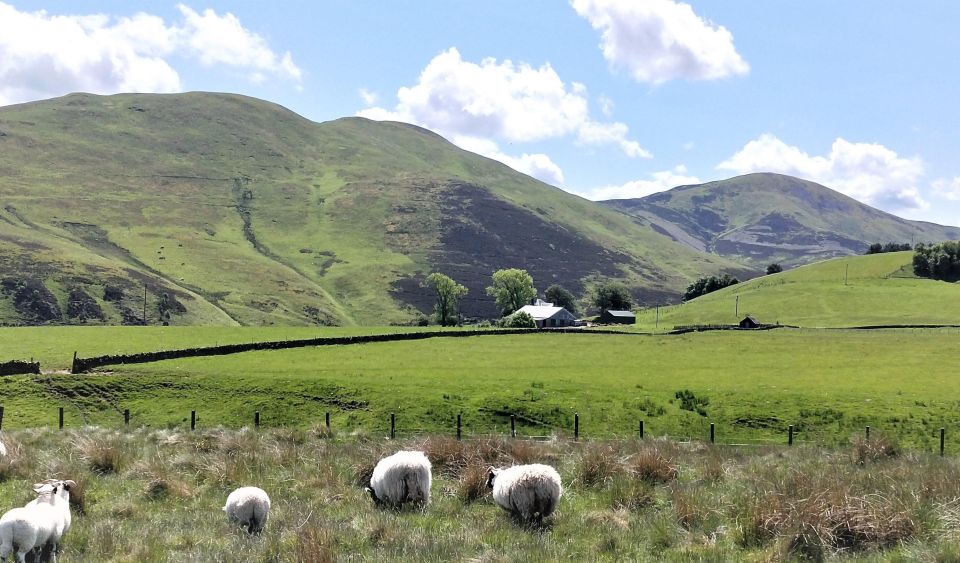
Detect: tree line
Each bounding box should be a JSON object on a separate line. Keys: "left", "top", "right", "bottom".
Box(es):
{"left": 420, "top": 268, "right": 635, "bottom": 326}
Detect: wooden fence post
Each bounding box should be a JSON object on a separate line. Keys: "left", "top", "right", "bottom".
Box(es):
{"left": 254, "top": 411, "right": 260, "bottom": 429}
{"left": 710, "top": 422, "right": 715, "bottom": 444}
{"left": 456, "top": 413, "right": 462, "bottom": 441}
{"left": 59, "top": 407, "right": 64, "bottom": 430}
{"left": 574, "top": 413, "right": 579, "bottom": 441}
{"left": 390, "top": 413, "right": 395, "bottom": 440}
{"left": 124, "top": 409, "right": 130, "bottom": 427}
{"left": 510, "top": 415, "right": 516, "bottom": 438}
{"left": 639, "top": 420, "right": 644, "bottom": 439}
{"left": 325, "top": 412, "right": 330, "bottom": 431}
{"left": 191, "top": 410, "right": 196, "bottom": 431}
{"left": 0, "top": 406, "right": 4, "bottom": 431}
{"left": 788, "top": 425, "right": 794, "bottom": 446}
{"left": 865, "top": 426, "right": 870, "bottom": 440}
{"left": 941, "top": 428, "right": 946, "bottom": 457}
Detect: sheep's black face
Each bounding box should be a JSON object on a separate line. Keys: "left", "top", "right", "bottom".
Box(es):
{"left": 485, "top": 469, "right": 497, "bottom": 489}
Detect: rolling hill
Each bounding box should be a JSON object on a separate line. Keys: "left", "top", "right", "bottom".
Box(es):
{"left": 602, "top": 173, "right": 960, "bottom": 268}
{"left": 633, "top": 251, "right": 960, "bottom": 329}
{"left": 0, "top": 92, "right": 750, "bottom": 326}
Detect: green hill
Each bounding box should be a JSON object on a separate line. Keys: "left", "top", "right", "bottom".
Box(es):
{"left": 635, "top": 251, "right": 960, "bottom": 329}
{"left": 0, "top": 92, "right": 749, "bottom": 326}
{"left": 602, "top": 173, "right": 960, "bottom": 268}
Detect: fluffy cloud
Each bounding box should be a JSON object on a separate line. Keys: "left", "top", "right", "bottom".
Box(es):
{"left": 358, "top": 47, "right": 649, "bottom": 165}
{"left": 358, "top": 88, "right": 378, "bottom": 106}
{"left": 571, "top": 0, "right": 749, "bottom": 84}
{"left": 718, "top": 134, "right": 926, "bottom": 211}
{"left": 453, "top": 136, "right": 565, "bottom": 185}
{"left": 932, "top": 177, "right": 960, "bottom": 201}
{"left": 575, "top": 166, "right": 700, "bottom": 200}
{"left": 0, "top": 2, "right": 300, "bottom": 106}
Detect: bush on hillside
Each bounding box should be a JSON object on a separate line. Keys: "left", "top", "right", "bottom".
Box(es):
{"left": 912, "top": 242, "right": 960, "bottom": 281}
{"left": 866, "top": 242, "right": 912, "bottom": 255}
{"left": 682, "top": 274, "right": 739, "bottom": 301}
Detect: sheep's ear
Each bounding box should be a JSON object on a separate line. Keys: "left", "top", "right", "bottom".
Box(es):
{"left": 32, "top": 483, "right": 44, "bottom": 493}
{"left": 62, "top": 480, "right": 76, "bottom": 491}
{"left": 485, "top": 467, "right": 497, "bottom": 489}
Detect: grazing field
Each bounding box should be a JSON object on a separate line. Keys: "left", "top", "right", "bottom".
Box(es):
{"left": 632, "top": 252, "right": 960, "bottom": 330}
{"left": 2, "top": 427, "right": 960, "bottom": 561}
{"left": 1, "top": 328, "right": 959, "bottom": 451}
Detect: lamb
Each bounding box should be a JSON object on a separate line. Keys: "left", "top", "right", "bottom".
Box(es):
{"left": 0, "top": 479, "right": 75, "bottom": 563}
{"left": 223, "top": 487, "right": 271, "bottom": 534}
{"left": 365, "top": 450, "right": 432, "bottom": 508}
{"left": 486, "top": 464, "right": 562, "bottom": 523}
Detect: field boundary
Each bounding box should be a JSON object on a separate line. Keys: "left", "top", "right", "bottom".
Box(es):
{"left": 0, "top": 360, "right": 40, "bottom": 376}
{"left": 69, "top": 328, "right": 638, "bottom": 373}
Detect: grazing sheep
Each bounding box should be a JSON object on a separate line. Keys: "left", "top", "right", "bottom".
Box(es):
{"left": 486, "top": 464, "right": 562, "bottom": 523}
{"left": 366, "top": 450, "right": 432, "bottom": 508}
{"left": 0, "top": 440, "right": 6, "bottom": 458}
{"left": 223, "top": 487, "right": 271, "bottom": 534}
{"left": 0, "top": 479, "right": 75, "bottom": 563}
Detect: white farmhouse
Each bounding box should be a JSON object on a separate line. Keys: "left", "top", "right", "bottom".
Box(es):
{"left": 514, "top": 299, "right": 578, "bottom": 328}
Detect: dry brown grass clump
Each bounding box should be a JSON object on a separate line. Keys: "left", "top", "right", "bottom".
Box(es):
{"left": 577, "top": 443, "right": 623, "bottom": 487}
{"left": 852, "top": 435, "right": 900, "bottom": 465}
{"left": 456, "top": 463, "right": 490, "bottom": 503}
{"left": 74, "top": 432, "right": 126, "bottom": 474}
{"left": 627, "top": 443, "right": 678, "bottom": 484}
{"left": 296, "top": 523, "right": 336, "bottom": 563}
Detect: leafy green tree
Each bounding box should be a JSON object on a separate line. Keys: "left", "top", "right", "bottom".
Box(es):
{"left": 592, "top": 282, "right": 633, "bottom": 311}
{"left": 504, "top": 311, "right": 537, "bottom": 328}
{"left": 423, "top": 273, "right": 468, "bottom": 326}
{"left": 544, "top": 284, "right": 578, "bottom": 315}
{"left": 485, "top": 268, "right": 537, "bottom": 316}
{"left": 766, "top": 263, "right": 783, "bottom": 275}
{"left": 683, "top": 274, "right": 739, "bottom": 301}
{"left": 913, "top": 242, "right": 960, "bottom": 281}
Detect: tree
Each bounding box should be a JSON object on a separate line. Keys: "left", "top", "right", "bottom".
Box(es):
{"left": 485, "top": 268, "right": 537, "bottom": 316}
{"left": 682, "top": 274, "right": 739, "bottom": 301}
{"left": 422, "top": 273, "right": 468, "bottom": 326}
{"left": 913, "top": 241, "right": 960, "bottom": 281}
{"left": 766, "top": 263, "right": 783, "bottom": 275}
{"left": 592, "top": 282, "right": 633, "bottom": 311}
{"left": 544, "top": 284, "right": 578, "bottom": 315}
{"left": 504, "top": 311, "right": 537, "bottom": 328}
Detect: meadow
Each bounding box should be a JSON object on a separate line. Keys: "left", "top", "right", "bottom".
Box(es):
{"left": 2, "top": 426, "right": 960, "bottom": 561}
{"left": 2, "top": 327, "right": 959, "bottom": 451}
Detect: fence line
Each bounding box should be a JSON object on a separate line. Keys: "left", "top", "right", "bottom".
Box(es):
{"left": 0, "top": 360, "right": 40, "bottom": 376}
{"left": 2, "top": 405, "right": 948, "bottom": 456}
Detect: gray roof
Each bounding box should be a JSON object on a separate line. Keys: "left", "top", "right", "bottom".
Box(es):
{"left": 603, "top": 310, "right": 635, "bottom": 318}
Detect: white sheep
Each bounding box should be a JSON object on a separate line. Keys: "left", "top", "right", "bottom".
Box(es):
{"left": 366, "top": 450, "right": 432, "bottom": 508}
{"left": 223, "top": 487, "right": 271, "bottom": 534}
{"left": 0, "top": 479, "right": 75, "bottom": 563}
{"left": 486, "top": 464, "right": 562, "bottom": 523}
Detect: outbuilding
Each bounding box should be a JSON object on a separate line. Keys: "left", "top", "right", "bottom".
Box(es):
{"left": 598, "top": 309, "right": 635, "bottom": 325}
{"left": 514, "top": 299, "right": 578, "bottom": 328}
{"left": 738, "top": 315, "right": 761, "bottom": 329}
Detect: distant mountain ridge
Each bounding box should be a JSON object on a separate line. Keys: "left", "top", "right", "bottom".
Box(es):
{"left": 601, "top": 173, "right": 960, "bottom": 268}
{"left": 0, "top": 91, "right": 747, "bottom": 326}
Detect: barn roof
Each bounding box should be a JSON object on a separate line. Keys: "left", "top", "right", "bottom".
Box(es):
{"left": 515, "top": 304, "right": 577, "bottom": 321}
{"left": 603, "top": 310, "right": 636, "bottom": 318}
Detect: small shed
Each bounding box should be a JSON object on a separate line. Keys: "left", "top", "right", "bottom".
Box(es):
{"left": 738, "top": 315, "right": 761, "bottom": 329}
{"left": 599, "top": 310, "right": 635, "bottom": 325}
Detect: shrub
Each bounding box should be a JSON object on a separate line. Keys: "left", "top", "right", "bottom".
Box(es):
{"left": 683, "top": 274, "right": 739, "bottom": 301}
{"left": 628, "top": 446, "right": 679, "bottom": 484}
{"left": 577, "top": 444, "right": 623, "bottom": 487}
{"left": 503, "top": 311, "right": 536, "bottom": 328}
{"left": 913, "top": 241, "right": 960, "bottom": 281}
{"left": 675, "top": 389, "right": 709, "bottom": 417}
{"left": 852, "top": 435, "right": 900, "bottom": 465}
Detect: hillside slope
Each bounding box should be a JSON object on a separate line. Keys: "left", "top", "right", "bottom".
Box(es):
{"left": 0, "top": 92, "right": 749, "bottom": 326}
{"left": 633, "top": 251, "right": 960, "bottom": 329}
{"left": 602, "top": 173, "right": 960, "bottom": 268}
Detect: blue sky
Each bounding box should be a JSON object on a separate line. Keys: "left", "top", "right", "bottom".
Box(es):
{"left": 2, "top": 1, "right": 959, "bottom": 225}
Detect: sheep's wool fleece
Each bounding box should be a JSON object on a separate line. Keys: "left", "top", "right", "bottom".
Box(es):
{"left": 223, "top": 487, "right": 271, "bottom": 528}
{"left": 371, "top": 450, "right": 432, "bottom": 504}
{"left": 492, "top": 464, "right": 562, "bottom": 518}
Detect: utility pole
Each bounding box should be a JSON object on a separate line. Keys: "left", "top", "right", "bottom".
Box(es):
{"left": 845, "top": 264, "right": 849, "bottom": 286}
{"left": 735, "top": 295, "right": 739, "bottom": 317}
{"left": 143, "top": 284, "right": 148, "bottom": 325}
{"left": 655, "top": 306, "right": 659, "bottom": 332}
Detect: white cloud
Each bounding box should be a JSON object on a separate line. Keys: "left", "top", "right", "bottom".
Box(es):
{"left": 933, "top": 177, "right": 960, "bottom": 201}
{"left": 453, "top": 135, "right": 565, "bottom": 185}
{"left": 598, "top": 95, "right": 614, "bottom": 117}
{"left": 571, "top": 0, "right": 749, "bottom": 84}
{"left": 575, "top": 165, "right": 700, "bottom": 200}
{"left": 358, "top": 47, "right": 649, "bottom": 159}
{"left": 718, "top": 134, "right": 926, "bottom": 211}
{"left": 0, "top": 2, "right": 300, "bottom": 106}
{"left": 358, "top": 88, "right": 378, "bottom": 106}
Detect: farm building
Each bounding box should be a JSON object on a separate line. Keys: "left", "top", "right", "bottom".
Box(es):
{"left": 739, "top": 315, "right": 761, "bottom": 329}
{"left": 598, "top": 309, "right": 635, "bottom": 324}
{"left": 514, "top": 299, "right": 578, "bottom": 328}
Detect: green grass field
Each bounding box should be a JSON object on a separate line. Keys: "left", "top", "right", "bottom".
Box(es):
{"left": 633, "top": 252, "right": 960, "bottom": 330}
{"left": 2, "top": 328, "right": 959, "bottom": 451}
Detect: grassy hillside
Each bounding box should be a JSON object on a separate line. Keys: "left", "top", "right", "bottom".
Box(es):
{"left": 635, "top": 251, "right": 960, "bottom": 329}
{"left": 603, "top": 173, "right": 960, "bottom": 268}
{"left": 0, "top": 92, "right": 747, "bottom": 326}
{"left": 3, "top": 327, "right": 960, "bottom": 450}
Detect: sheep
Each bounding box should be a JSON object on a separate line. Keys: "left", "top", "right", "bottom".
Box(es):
{"left": 223, "top": 487, "right": 271, "bottom": 534}
{"left": 486, "top": 464, "right": 562, "bottom": 523}
{"left": 365, "top": 450, "right": 432, "bottom": 508}
{"left": 0, "top": 479, "right": 75, "bottom": 563}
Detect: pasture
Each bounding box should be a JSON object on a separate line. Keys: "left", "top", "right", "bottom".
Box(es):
{"left": 1, "top": 327, "right": 958, "bottom": 451}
